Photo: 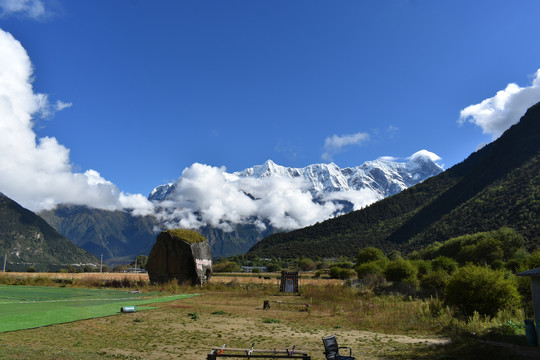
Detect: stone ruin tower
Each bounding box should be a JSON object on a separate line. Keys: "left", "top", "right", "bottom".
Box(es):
{"left": 146, "top": 229, "right": 213, "bottom": 285}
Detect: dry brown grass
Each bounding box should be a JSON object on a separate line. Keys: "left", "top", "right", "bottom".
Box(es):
{"left": 0, "top": 282, "right": 449, "bottom": 360}
{"left": 1, "top": 271, "right": 149, "bottom": 281}
{"left": 1, "top": 271, "right": 340, "bottom": 286}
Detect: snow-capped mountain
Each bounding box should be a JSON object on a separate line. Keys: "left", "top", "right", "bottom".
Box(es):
{"left": 148, "top": 183, "right": 174, "bottom": 201}
{"left": 149, "top": 150, "right": 444, "bottom": 207}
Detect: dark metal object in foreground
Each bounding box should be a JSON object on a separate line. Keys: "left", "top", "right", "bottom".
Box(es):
{"left": 207, "top": 345, "right": 310, "bottom": 359}
{"left": 322, "top": 335, "right": 355, "bottom": 360}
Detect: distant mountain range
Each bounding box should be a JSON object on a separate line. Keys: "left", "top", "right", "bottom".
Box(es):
{"left": 40, "top": 152, "right": 443, "bottom": 261}
{"left": 150, "top": 151, "right": 443, "bottom": 206}
{"left": 0, "top": 193, "right": 97, "bottom": 271}
{"left": 248, "top": 102, "right": 540, "bottom": 258}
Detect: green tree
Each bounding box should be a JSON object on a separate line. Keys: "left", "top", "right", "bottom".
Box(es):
{"left": 356, "top": 247, "right": 387, "bottom": 265}
{"left": 266, "top": 263, "right": 281, "bottom": 272}
{"left": 420, "top": 270, "right": 449, "bottom": 296}
{"left": 526, "top": 250, "right": 540, "bottom": 270}
{"left": 445, "top": 265, "right": 521, "bottom": 317}
{"left": 213, "top": 262, "right": 241, "bottom": 273}
{"left": 383, "top": 259, "right": 417, "bottom": 282}
{"left": 504, "top": 258, "right": 525, "bottom": 273}
{"left": 329, "top": 266, "right": 355, "bottom": 279}
{"left": 298, "top": 258, "right": 316, "bottom": 271}
{"left": 431, "top": 256, "right": 458, "bottom": 274}
{"left": 355, "top": 261, "right": 384, "bottom": 278}
{"left": 134, "top": 255, "right": 148, "bottom": 270}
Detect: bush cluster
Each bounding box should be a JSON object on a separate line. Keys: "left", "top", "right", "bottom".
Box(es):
{"left": 351, "top": 227, "right": 532, "bottom": 317}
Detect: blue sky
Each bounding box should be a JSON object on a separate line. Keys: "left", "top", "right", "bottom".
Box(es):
{"left": 1, "top": 0, "right": 540, "bottom": 213}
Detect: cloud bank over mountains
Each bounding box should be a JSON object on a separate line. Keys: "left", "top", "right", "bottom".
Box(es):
{"left": 1, "top": 26, "right": 537, "bottom": 235}
{"left": 155, "top": 163, "right": 344, "bottom": 232}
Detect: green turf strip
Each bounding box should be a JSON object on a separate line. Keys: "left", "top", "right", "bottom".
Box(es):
{"left": 0, "top": 285, "right": 195, "bottom": 332}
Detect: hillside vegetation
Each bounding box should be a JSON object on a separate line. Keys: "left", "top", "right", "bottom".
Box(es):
{"left": 0, "top": 193, "right": 97, "bottom": 270}
{"left": 249, "top": 102, "right": 540, "bottom": 258}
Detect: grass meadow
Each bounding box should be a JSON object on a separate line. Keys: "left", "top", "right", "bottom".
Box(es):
{"left": 0, "top": 272, "right": 537, "bottom": 359}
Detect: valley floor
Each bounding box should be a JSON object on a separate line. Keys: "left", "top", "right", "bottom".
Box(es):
{"left": 0, "top": 273, "right": 537, "bottom": 359}
{"left": 0, "top": 290, "right": 447, "bottom": 359}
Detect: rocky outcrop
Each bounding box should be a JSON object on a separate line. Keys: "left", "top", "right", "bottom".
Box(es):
{"left": 146, "top": 229, "right": 213, "bottom": 285}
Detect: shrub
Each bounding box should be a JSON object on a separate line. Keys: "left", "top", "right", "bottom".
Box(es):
{"left": 458, "top": 237, "right": 504, "bottom": 265}
{"left": 420, "top": 270, "right": 449, "bottom": 296}
{"left": 332, "top": 261, "right": 354, "bottom": 269}
{"left": 490, "top": 259, "right": 504, "bottom": 270}
{"left": 355, "top": 261, "right": 384, "bottom": 278}
{"left": 213, "top": 262, "right": 241, "bottom": 273}
{"left": 383, "top": 259, "right": 417, "bottom": 282}
{"left": 387, "top": 250, "right": 403, "bottom": 260}
{"left": 266, "top": 263, "right": 281, "bottom": 272}
{"left": 357, "top": 247, "right": 387, "bottom": 264}
{"left": 445, "top": 265, "right": 521, "bottom": 317}
{"left": 329, "top": 266, "right": 355, "bottom": 279}
{"left": 298, "top": 258, "right": 316, "bottom": 271}
{"left": 412, "top": 260, "right": 431, "bottom": 278}
{"left": 505, "top": 258, "right": 525, "bottom": 273}
{"left": 431, "top": 256, "right": 458, "bottom": 274}
{"left": 526, "top": 250, "right": 540, "bottom": 270}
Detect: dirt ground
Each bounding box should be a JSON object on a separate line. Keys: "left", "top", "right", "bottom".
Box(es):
{"left": 3, "top": 273, "right": 538, "bottom": 359}
{"left": 0, "top": 289, "right": 449, "bottom": 360}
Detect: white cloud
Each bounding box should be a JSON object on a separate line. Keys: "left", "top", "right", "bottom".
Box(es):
{"left": 155, "top": 163, "right": 341, "bottom": 231}
{"left": 407, "top": 149, "right": 441, "bottom": 162}
{"left": 322, "top": 131, "right": 370, "bottom": 161}
{"left": 459, "top": 69, "right": 540, "bottom": 138}
{"left": 0, "top": 28, "right": 153, "bottom": 214}
{"left": 0, "top": 0, "right": 47, "bottom": 19}
{"left": 55, "top": 100, "right": 72, "bottom": 111}
{"left": 323, "top": 188, "right": 381, "bottom": 211}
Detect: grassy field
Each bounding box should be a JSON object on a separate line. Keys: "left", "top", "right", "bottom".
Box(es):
{"left": 0, "top": 285, "right": 194, "bottom": 332}
{"left": 0, "top": 272, "right": 537, "bottom": 359}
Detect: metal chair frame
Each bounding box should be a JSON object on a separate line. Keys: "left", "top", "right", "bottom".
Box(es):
{"left": 322, "top": 335, "right": 355, "bottom": 360}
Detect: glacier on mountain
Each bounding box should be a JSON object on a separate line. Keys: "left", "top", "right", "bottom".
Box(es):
{"left": 148, "top": 151, "right": 443, "bottom": 231}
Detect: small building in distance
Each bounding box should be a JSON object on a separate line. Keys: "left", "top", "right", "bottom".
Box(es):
{"left": 146, "top": 229, "right": 213, "bottom": 285}
{"left": 241, "top": 266, "right": 268, "bottom": 273}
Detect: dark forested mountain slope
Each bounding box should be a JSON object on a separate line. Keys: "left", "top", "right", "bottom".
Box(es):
{"left": 39, "top": 205, "right": 276, "bottom": 261}
{"left": 39, "top": 205, "right": 160, "bottom": 263}
{"left": 248, "top": 102, "right": 540, "bottom": 258}
{"left": 0, "top": 193, "right": 97, "bottom": 270}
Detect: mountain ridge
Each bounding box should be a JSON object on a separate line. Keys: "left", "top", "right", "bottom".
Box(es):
{"left": 0, "top": 192, "right": 98, "bottom": 271}
{"left": 150, "top": 150, "right": 443, "bottom": 207}
{"left": 247, "top": 102, "right": 540, "bottom": 258}
{"left": 41, "top": 151, "right": 443, "bottom": 261}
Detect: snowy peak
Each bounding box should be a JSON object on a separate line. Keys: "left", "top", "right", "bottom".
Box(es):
{"left": 237, "top": 159, "right": 295, "bottom": 178}
{"left": 149, "top": 151, "right": 444, "bottom": 203}
{"left": 148, "top": 183, "right": 175, "bottom": 202}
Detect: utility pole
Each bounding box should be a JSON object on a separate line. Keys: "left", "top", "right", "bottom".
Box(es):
{"left": 100, "top": 254, "right": 103, "bottom": 273}
{"left": 3, "top": 254, "right": 6, "bottom": 272}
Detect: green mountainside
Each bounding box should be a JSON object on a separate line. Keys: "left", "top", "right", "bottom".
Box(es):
{"left": 39, "top": 206, "right": 275, "bottom": 261}
{"left": 0, "top": 193, "right": 98, "bottom": 270}
{"left": 39, "top": 205, "right": 160, "bottom": 264}
{"left": 248, "top": 102, "right": 540, "bottom": 258}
